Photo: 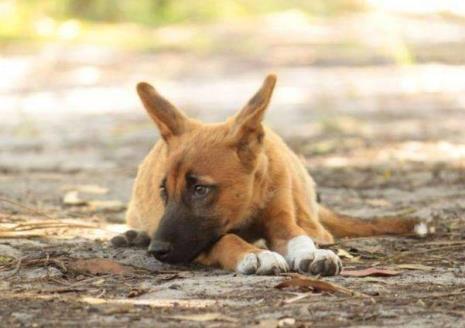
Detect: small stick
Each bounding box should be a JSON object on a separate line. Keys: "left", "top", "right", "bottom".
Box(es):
{"left": 0, "top": 197, "right": 56, "bottom": 220}
{"left": 426, "top": 289, "right": 465, "bottom": 300}
{"left": 6, "top": 256, "right": 25, "bottom": 278}
{"left": 283, "top": 292, "right": 315, "bottom": 304}
{"left": 390, "top": 244, "right": 465, "bottom": 260}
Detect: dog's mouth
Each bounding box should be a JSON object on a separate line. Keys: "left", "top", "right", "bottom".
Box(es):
{"left": 149, "top": 233, "right": 221, "bottom": 264}
{"left": 149, "top": 212, "right": 224, "bottom": 264}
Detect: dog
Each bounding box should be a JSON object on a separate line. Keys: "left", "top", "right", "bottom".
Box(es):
{"left": 111, "top": 74, "right": 430, "bottom": 276}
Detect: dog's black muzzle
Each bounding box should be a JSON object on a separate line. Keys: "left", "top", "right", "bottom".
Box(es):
{"left": 148, "top": 201, "right": 221, "bottom": 263}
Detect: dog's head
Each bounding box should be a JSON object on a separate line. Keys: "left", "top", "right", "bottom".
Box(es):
{"left": 136, "top": 75, "right": 276, "bottom": 263}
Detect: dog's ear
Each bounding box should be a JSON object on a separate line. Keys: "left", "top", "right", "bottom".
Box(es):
{"left": 136, "top": 82, "right": 188, "bottom": 141}
{"left": 228, "top": 74, "right": 276, "bottom": 167}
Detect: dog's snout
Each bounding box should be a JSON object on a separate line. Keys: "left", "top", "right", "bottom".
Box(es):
{"left": 148, "top": 240, "right": 173, "bottom": 261}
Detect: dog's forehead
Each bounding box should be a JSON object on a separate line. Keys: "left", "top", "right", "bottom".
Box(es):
{"left": 165, "top": 131, "right": 242, "bottom": 183}
{"left": 167, "top": 144, "right": 234, "bottom": 175}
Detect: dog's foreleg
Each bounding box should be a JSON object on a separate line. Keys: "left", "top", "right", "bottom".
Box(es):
{"left": 263, "top": 193, "right": 342, "bottom": 276}
{"left": 195, "top": 234, "right": 288, "bottom": 275}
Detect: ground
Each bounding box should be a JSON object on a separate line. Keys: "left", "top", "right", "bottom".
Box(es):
{"left": 1, "top": 11, "right": 465, "bottom": 328}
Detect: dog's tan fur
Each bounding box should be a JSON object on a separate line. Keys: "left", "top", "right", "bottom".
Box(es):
{"left": 125, "top": 74, "right": 423, "bottom": 275}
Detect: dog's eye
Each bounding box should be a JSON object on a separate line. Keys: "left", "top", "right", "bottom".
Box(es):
{"left": 193, "top": 185, "right": 209, "bottom": 198}
{"left": 160, "top": 183, "right": 167, "bottom": 201}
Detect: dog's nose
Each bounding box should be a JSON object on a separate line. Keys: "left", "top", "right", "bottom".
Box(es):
{"left": 147, "top": 240, "right": 173, "bottom": 261}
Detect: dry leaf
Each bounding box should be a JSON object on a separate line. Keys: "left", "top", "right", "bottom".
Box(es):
{"left": 341, "top": 268, "right": 401, "bottom": 277}
{"left": 337, "top": 248, "right": 354, "bottom": 259}
{"left": 396, "top": 264, "right": 434, "bottom": 271}
{"left": 0, "top": 255, "right": 15, "bottom": 265}
{"left": 276, "top": 277, "right": 338, "bottom": 293}
{"left": 68, "top": 258, "right": 134, "bottom": 275}
{"left": 275, "top": 274, "right": 364, "bottom": 296}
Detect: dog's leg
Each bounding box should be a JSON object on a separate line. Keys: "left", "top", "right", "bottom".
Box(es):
{"left": 263, "top": 194, "right": 342, "bottom": 276}
{"left": 111, "top": 230, "right": 151, "bottom": 248}
{"left": 195, "top": 234, "right": 288, "bottom": 275}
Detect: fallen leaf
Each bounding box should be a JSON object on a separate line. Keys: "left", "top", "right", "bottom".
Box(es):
{"left": 337, "top": 248, "right": 354, "bottom": 259}
{"left": 276, "top": 277, "right": 337, "bottom": 293}
{"left": 63, "top": 191, "right": 86, "bottom": 206}
{"left": 417, "top": 299, "right": 426, "bottom": 307}
{"left": 341, "top": 268, "right": 401, "bottom": 277}
{"left": 396, "top": 264, "right": 434, "bottom": 271}
{"left": 68, "top": 258, "right": 134, "bottom": 275}
{"left": 0, "top": 256, "right": 14, "bottom": 265}
{"left": 127, "top": 288, "right": 148, "bottom": 298}
{"left": 168, "top": 313, "right": 237, "bottom": 322}
{"left": 275, "top": 274, "right": 365, "bottom": 296}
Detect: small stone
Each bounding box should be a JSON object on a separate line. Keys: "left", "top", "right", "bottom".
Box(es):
{"left": 278, "top": 317, "right": 296, "bottom": 327}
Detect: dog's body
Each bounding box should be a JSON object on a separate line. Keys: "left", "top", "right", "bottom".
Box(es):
{"left": 118, "top": 75, "right": 428, "bottom": 276}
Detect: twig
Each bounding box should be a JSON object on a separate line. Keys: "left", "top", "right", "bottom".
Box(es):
{"left": 426, "top": 289, "right": 465, "bottom": 300}
{"left": 5, "top": 256, "right": 26, "bottom": 278}
{"left": 39, "top": 287, "right": 88, "bottom": 294}
{"left": 10, "top": 222, "right": 97, "bottom": 231}
{"left": 283, "top": 292, "right": 315, "bottom": 304}
{"left": 2, "top": 257, "right": 68, "bottom": 274}
{"left": 416, "top": 240, "right": 465, "bottom": 247}
{"left": 390, "top": 244, "right": 465, "bottom": 260}
{"left": 0, "top": 197, "right": 56, "bottom": 220}
{"left": 95, "top": 289, "right": 107, "bottom": 298}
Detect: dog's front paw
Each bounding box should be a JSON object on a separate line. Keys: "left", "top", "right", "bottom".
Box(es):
{"left": 286, "top": 235, "right": 342, "bottom": 276}
{"left": 294, "top": 249, "right": 342, "bottom": 276}
{"left": 111, "top": 230, "right": 151, "bottom": 248}
{"left": 236, "top": 250, "right": 289, "bottom": 275}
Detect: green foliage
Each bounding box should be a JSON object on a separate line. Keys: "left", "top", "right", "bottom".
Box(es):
{"left": 4, "top": 0, "right": 367, "bottom": 26}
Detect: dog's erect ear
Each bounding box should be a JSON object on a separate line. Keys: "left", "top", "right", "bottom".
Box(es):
{"left": 228, "top": 74, "right": 276, "bottom": 167}
{"left": 136, "top": 82, "right": 188, "bottom": 141}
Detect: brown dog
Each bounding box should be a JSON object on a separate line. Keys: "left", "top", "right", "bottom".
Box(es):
{"left": 113, "top": 74, "right": 430, "bottom": 276}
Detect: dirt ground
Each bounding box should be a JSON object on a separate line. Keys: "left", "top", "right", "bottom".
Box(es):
{"left": 1, "top": 12, "right": 465, "bottom": 328}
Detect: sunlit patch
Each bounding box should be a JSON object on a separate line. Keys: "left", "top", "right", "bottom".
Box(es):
{"left": 34, "top": 16, "right": 56, "bottom": 37}
{"left": 367, "top": 0, "right": 465, "bottom": 16}
{"left": 69, "top": 66, "right": 101, "bottom": 85}
{"left": 58, "top": 19, "right": 81, "bottom": 40}
{"left": 315, "top": 141, "right": 465, "bottom": 168}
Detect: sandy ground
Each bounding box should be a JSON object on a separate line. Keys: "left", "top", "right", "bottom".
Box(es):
{"left": 1, "top": 12, "right": 465, "bottom": 327}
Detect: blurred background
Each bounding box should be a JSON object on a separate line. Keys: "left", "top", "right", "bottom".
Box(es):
{"left": 1, "top": 0, "right": 465, "bottom": 219}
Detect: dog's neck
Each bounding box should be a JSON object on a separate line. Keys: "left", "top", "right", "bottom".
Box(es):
{"left": 250, "top": 152, "right": 272, "bottom": 211}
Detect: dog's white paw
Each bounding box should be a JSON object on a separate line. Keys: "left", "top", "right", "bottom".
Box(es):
{"left": 236, "top": 250, "right": 289, "bottom": 275}
{"left": 285, "top": 235, "right": 342, "bottom": 276}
